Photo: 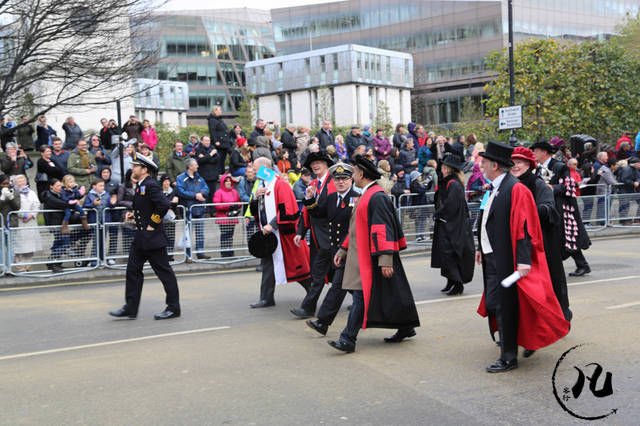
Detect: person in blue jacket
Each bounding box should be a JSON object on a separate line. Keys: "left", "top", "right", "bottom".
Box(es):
{"left": 176, "top": 158, "right": 210, "bottom": 259}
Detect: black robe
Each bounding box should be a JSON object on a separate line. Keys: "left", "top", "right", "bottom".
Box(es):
{"left": 549, "top": 163, "right": 591, "bottom": 257}
{"left": 518, "top": 170, "right": 572, "bottom": 322}
{"left": 431, "top": 175, "right": 475, "bottom": 284}
{"left": 345, "top": 185, "right": 420, "bottom": 329}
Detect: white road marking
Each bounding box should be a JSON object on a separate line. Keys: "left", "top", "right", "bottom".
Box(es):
{"left": 606, "top": 301, "right": 640, "bottom": 310}
{"left": 0, "top": 326, "right": 230, "bottom": 362}
{"left": 414, "top": 275, "right": 639, "bottom": 306}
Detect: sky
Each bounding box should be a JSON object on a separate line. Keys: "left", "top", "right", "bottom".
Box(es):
{"left": 161, "top": 0, "right": 329, "bottom": 11}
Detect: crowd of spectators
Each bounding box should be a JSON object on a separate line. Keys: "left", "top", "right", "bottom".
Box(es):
{"left": 1, "top": 107, "right": 640, "bottom": 273}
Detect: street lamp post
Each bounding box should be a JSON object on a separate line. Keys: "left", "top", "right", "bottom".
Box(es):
{"left": 507, "top": 0, "right": 517, "bottom": 146}
{"left": 116, "top": 99, "right": 125, "bottom": 184}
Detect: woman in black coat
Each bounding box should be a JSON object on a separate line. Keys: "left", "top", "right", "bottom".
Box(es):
{"left": 431, "top": 154, "right": 475, "bottom": 295}
{"left": 510, "top": 147, "right": 572, "bottom": 322}
{"left": 36, "top": 145, "right": 65, "bottom": 201}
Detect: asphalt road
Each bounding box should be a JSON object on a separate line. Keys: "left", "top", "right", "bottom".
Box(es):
{"left": 0, "top": 236, "right": 638, "bottom": 425}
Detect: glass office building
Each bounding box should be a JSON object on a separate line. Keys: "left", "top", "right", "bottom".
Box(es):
{"left": 271, "top": 0, "right": 640, "bottom": 124}
{"left": 140, "top": 9, "right": 276, "bottom": 124}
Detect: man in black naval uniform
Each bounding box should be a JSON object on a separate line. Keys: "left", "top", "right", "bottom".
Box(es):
{"left": 291, "top": 151, "right": 335, "bottom": 318}
{"left": 109, "top": 153, "right": 181, "bottom": 320}
{"left": 306, "top": 163, "right": 359, "bottom": 335}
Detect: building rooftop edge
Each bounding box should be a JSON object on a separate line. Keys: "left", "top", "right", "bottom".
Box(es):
{"left": 245, "top": 44, "right": 412, "bottom": 68}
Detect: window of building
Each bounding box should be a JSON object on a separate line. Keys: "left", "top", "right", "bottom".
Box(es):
{"left": 368, "top": 86, "right": 374, "bottom": 123}
{"left": 158, "top": 86, "right": 164, "bottom": 107}
{"left": 178, "top": 112, "right": 183, "bottom": 127}
{"left": 386, "top": 56, "right": 391, "bottom": 82}
{"left": 355, "top": 85, "right": 360, "bottom": 124}
{"left": 287, "top": 93, "right": 293, "bottom": 123}
{"left": 333, "top": 53, "right": 339, "bottom": 81}
{"left": 169, "top": 86, "right": 175, "bottom": 108}
{"left": 158, "top": 111, "right": 163, "bottom": 123}
{"left": 305, "top": 58, "right": 311, "bottom": 86}
{"left": 312, "top": 89, "right": 319, "bottom": 122}
{"left": 278, "top": 63, "right": 283, "bottom": 89}
{"left": 279, "top": 94, "right": 287, "bottom": 125}
{"left": 404, "top": 59, "right": 410, "bottom": 85}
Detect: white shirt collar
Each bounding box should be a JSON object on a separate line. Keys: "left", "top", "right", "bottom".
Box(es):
{"left": 541, "top": 157, "right": 552, "bottom": 167}
{"left": 362, "top": 181, "right": 376, "bottom": 193}
{"left": 491, "top": 172, "right": 507, "bottom": 192}
{"left": 317, "top": 172, "right": 328, "bottom": 186}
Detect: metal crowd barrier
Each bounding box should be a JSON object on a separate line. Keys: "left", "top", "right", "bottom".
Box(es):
{"left": 607, "top": 192, "right": 640, "bottom": 227}
{"left": 0, "top": 213, "right": 5, "bottom": 277}
{"left": 102, "top": 206, "right": 187, "bottom": 269}
{"left": 7, "top": 209, "right": 100, "bottom": 278}
{"left": 188, "top": 202, "right": 256, "bottom": 264}
{"left": 397, "top": 192, "right": 436, "bottom": 245}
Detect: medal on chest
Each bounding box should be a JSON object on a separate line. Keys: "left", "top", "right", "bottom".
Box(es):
{"left": 139, "top": 185, "right": 146, "bottom": 196}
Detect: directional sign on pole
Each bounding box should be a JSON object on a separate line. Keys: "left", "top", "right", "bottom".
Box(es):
{"left": 499, "top": 105, "right": 522, "bottom": 130}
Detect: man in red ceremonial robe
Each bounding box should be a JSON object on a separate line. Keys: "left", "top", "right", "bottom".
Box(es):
{"left": 291, "top": 151, "right": 336, "bottom": 318}
{"left": 475, "top": 141, "right": 570, "bottom": 373}
{"left": 329, "top": 155, "right": 420, "bottom": 353}
{"left": 249, "top": 157, "right": 311, "bottom": 308}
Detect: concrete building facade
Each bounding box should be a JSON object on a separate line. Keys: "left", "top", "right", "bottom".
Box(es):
{"left": 134, "top": 79, "right": 189, "bottom": 128}
{"left": 245, "top": 44, "right": 412, "bottom": 127}
{"left": 270, "top": 0, "right": 640, "bottom": 125}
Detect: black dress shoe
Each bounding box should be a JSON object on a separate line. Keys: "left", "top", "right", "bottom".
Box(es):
{"left": 486, "top": 358, "right": 518, "bottom": 373}
{"left": 290, "top": 307, "right": 314, "bottom": 319}
{"left": 446, "top": 282, "right": 464, "bottom": 296}
{"left": 328, "top": 339, "right": 355, "bottom": 353}
{"left": 384, "top": 328, "right": 416, "bottom": 343}
{"left": 154, "top": 309, "right": 180, "bottom": 320}
{"left": 306, "top": 319, "right": 328, "bottom": 336}
{"left": 569, "top": 266, "right": 591, "bottom": 277}
{"left": 109, "top": 307, "right": 136, "bottom": 319}
{"left": 440, "top": 281, "right": 454, "bottom": 292}
{"left": 196, "top": 254, "right": 211, "bottom": 260}
{"left": 250, "top": 300, "right": 275, "bottom": 308}
{"left": 523, "top": 349, "right": 536, "bottom": 358}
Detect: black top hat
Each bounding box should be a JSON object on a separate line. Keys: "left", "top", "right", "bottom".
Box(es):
{"left": 529, "top": 140, "right": 556, "bottom": 154}
{"left": 329, "top": 162, "right": 354, "bottom": 178}
{"left": 353, "top": 154, "right": 382, "bottom": 180}
{"left": 248, "top": 231, "right": 278, "bottom": 259}
{"left": 479, "top": 141, "right": 514, "bottom": 167}
{"left": 442, "top": 153, "right": 464, "bottom": 171}
{"left": 303, "top": 151, "right": 333, "bottom": 169}
{"left": 131, "top": 152, "right": 158, "bottom": 173}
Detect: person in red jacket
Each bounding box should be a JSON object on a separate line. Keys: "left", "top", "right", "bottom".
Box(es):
{"left": 141, "top": 120, "right": 158, "bottom": 150}
{"left": 212, "top": 174, "right": 241, "bottom": 257}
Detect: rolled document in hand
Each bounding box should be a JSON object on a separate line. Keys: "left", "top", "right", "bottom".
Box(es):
{"left": 501, "top": 271, "right": 522, "bottom": 288}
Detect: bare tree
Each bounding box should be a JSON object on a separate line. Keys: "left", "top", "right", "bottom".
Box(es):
{"left": 0, "top": 0, "right": 162, "bottom": 132}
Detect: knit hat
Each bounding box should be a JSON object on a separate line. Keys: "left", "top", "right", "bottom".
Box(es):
{"left": 409, "top": 170, "right": 421, "bottom": 182}
{"left": 392, "top": 165, "right": 404, "bottom": 175}
{"left": 511, "top": 146, "right": 537, "bottom": 170}
{"left": 237, "top": 137, "right": 247, "bottom": 147}
{"left": 272, "top": 140, "right": 283, "bottom": 150}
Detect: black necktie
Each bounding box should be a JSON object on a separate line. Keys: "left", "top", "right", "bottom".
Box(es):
{"left": 337, "top": 194, "right": 343, "bottom": 207}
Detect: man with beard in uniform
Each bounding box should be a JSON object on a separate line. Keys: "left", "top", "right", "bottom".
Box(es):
{"left": 306, "top": 162, "right": 359, "bottom": 336}
{"left": 290, "top": 151, "right": 336, "bottom": 318}
{"left": 109, "top": 153, "right": 181, "bottom": 320}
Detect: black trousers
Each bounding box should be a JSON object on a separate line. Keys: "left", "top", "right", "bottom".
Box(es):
{"left": 259, "top": 256, "right": 310, "bottom": 304}
{"left": 339, "top": 290, "right": 364, "bottom": 345}
{"left": 571, "top": 249, "right": 590, "bottom": 269}
{"left": 316, "top": 267, "right": 347, "bottom": 326}
{"left": 483, "top": 253, "right": 518, "bottom": 363}
{"left": 125, "top": 243, "right": 180, "bottom": 315}
{"left": 300, "top": 248, "right": 334, "bottom": 314}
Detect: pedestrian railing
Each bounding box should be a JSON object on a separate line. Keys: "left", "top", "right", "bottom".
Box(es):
{"left": 607, "top": 192, "right": 640, "bottom": 227}
{"left": 0, "top": 213, "right": 5, "bottom": 277}
{"left": 101, "top": 206, "right": 188, "bottom": 269}
{"left": 3, "top": 191, "right": 640, "bottom": 277}
{"left": 188, "top": 202, "right": 256, "bottom": 264}
{"left": 7, "top": 209, "right": 100, "bottom": 278}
